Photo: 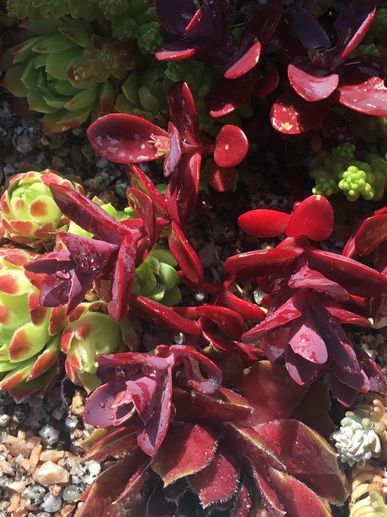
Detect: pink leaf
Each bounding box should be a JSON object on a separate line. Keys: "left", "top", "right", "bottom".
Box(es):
{"left": 286, "top": 195, "right": 334, "bottom": 241}
{"left": 214, "top": 125, "right": 249, "bottom": 168}
{"left": 238, "top": 209, "right": 290, "bottom": 238}
{"left": 155, "top": 42, "right": 197, "bottom": 61}
{"left": 289, "top": 314, "right": 328, "bottom": 364}
{"left": 87, "top": 113, "right": 168, "bottom": 164}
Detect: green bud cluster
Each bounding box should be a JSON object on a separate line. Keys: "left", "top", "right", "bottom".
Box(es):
{"left": 310, "top": 143, "right": 387, "bottom": 201}
{"left": 351, "top": 43, "right": 382, "bottom": 58}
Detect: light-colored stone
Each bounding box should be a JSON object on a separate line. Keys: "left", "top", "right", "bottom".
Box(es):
{"left": 28, "top": 444, "right": 43, "bottom": 473}
{"left": 40, "top": 450, "right": 65, "bottom": 463}
{"left": 33, "top": 461, "right": 70, "bottom": 486}
{"left": 8, "top": 480, "right": 27, "bottom": 493}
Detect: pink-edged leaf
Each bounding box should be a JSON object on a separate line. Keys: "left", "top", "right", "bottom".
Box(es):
{"left": 126, "top": 164, "right": 168, "bottom": 214}
{"left": 224, "top": 39, "right": 261, "bottom": 79}
{"left": 289, "top": 313, "right": 328, "bottom": 364}
{"left": 158, "top": 344, "right": 222, "bottom": 394}
{"left": 286, "top": 195, "right": 334, "bottom": 241}
{"left": 168, "top": 221, "right": 204, "bottom": 285}
{"left": 87, "top": 113, "right": 168, "bottom": 164}
{"left": 167, "top": 81, "right": 200, "bottom": 145}
{"left": 255, "top": 420, "right": 348, "bottom": 503}
{"left": 253, "top": 469, "right": 285, "bottom": 516}
{"left": 206, "top": 74, "right": 255, "bottom": 118}
{"left": 172, "top": 387, "right": 251, "bottom": 426}
{"left": 152, "top": 423, "right": 218, "bottom": 486}
{"left": 155, "top": 0, "right": 196, "bottom": 36}
{"left": 49, "top": 184, "right": 127, "bottom": 244}
{"left": 126, "top": 187, "right": 155, "bottom": 244}
{"left": 288, "top": 265, "right": 349, "bottom": 301}
{"left": 155, "top": 41, "right": 197, "bottom": 61}
{"left": 131, "top": 295, "right": 201, "bottom": 335}
{"left": 353, "top": 214, "right": 387, "bottom": 256}
{"left": 238, "top": 209, "right": 290, "bottom": 238}
{"left": 214, "top": 125, "right": 248, "bottom": 168}
{"left": 166, "top": 152, "right": 201, "bottom": 225}
{"left": 268, "top": 468, "right": 332, "bottom": 517}
{"left": 242, "top": 292, "right": 304, "bottom": 342}
{"left": 222, "top": 290, "right": 265, "bottom": 322}
{"left": 108, "top": 234, "right": 137, "bottom": 322}
{"left": 239, "top": 361, "right": 306, "bottom": 427}
{"left": 188, "top": 448, "right": 239, "bottom": 508}
{"left": 233, "top": 482, "right": 256, "bottom": 517}
{"left": 85, "top": 426, "right": 137, "bottom": 462}
{"left": 270, "top": 92, "right": 330, "bottom": 134}
{"left": 336, "top": 59, "right": 387, "bottom": 116}
{"left": 288, "top": 62, "right": 339, "bottom": 102}
{"left": 76, "top": 451, "right": 148, "bottom": 517}
{"left": 224, "top": 247, "right": 302, "bottom": 278}
{"left": 334, "top": 0, "right": 376, "bottom": 60}
{"left": 306, "top": 248, "right": 387, "bottom": 296}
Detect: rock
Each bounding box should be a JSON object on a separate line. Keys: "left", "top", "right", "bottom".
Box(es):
{"left": 39, "top": 426, "right": 59, "bottom": 446}
{"left": 41, "top": 494, "right": 62, "bottom": 513}
{"left": 40, "top": 450, "right": 65, "bottom": 463}
{"left": 33, "top": 461, "right": 70, "bottom": 486}
{"left": 0, "top": 414, "right": 10, "bottom": 428}
{"left": 62, "top": 485, "right": 82, "bottom": 502}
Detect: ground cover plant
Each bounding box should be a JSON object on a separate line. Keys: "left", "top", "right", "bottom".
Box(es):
{"left": 1, "top": 0, "right": 387, "bottom": 515}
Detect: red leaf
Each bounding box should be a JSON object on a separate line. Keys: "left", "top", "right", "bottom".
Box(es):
{"left": 286, "top": 195, "right": 334, "bottom": 241}
{"left": 155, "top": 41, "right": 197, "bottom": 61}
{"left": 270, "top": 92, "right": 330, "bottom": 134}
{"left": 152, "top": 423, "right": 218, "bottom": 486}
{"left": 255, "top": 420, "right": 349, "bottom": 503}
{"left": 222, "top": 290, "right": 265, "bottom": 322}
{"left": 288, "top": 265, "right": 349, "bottom": 301}
{"left": 206, "top": 74, "right": 255, "bottom": 118}
{"left": 214, "top": 125, "right": 249, "bottom": 168}
{"left": 353, "top": 214, "right": 387, "bottom": 256}
{"left": 85, "top": 426, "right": 137, "bottom": 462}
{"left": 189, "top": 448, "right": 239, "bottom": 507}
{"left": 306, "top": 249, "right": 387, "bottom": 296}
{"left": 167, "top": 81, "right": 200, "bottom": 145}
{"left": 126, "top": 164, "right": 168, "bottom": 214}
{"left": 224, "top": 40, "right": 261, "bottom": 79}
{"left": 224, "top": 247, "right": 302, "bottom": 278}
{"left": 289, "top": 314, "right": 328, "bottom": 364}
{"left": 189, "top": 304, "right": 245, "bottom": 338}
{"left": 126, "top": 187, "right": 155, "bottom": 244}
{"left": 208, "top": 163, "right": 237, "bottom": 192}
{"left": 288, "top": 62, "right": 339, "bottom": 102}
{"left": 87, "top": 113, "right": 168, "bottom": 164}
{"left": 268, "top": 468, "right": 332, "bottom": 517}
{"left": 238, "top": 209, "right": 290, "bottom": 238}
{"left": 168, "top": 221, "right": 204, "bottom": 285}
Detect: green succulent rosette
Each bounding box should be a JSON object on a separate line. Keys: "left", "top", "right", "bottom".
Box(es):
{"left": 0, "top": 169, "right": 82, "bottom": 249}
{"left": 2, "top": 17, "right": 136, "bottom": 133}
{"left": 61, "top": 301, "right": 139, "bottom": 392}
{"left": 0, "top": 248, "right": 68, "bottom": 400}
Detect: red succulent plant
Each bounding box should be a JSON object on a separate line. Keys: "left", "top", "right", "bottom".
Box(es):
{"left": 77, "top": 361, "right": 348, "bottom": 517}
{"left": 225, "top": 195, "right": 387, "bottom": 405}
{"left": 87, "top": 82, "right": 248, "bottom": 225}
{"left": 271, "top": 0, "right": 387, "bottom": 134}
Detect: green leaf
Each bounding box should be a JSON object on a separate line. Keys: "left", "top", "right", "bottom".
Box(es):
{"left": 20, "top": 60, "right": 40, "bottom": 89}
{"left": 114, "top": 93, "right": 135, "bottom": 114}
{"left": 12, "top": 37, "right": 44, "bottom": 64}
{"left": 22, "top": 20, "right": 66, "bottom": 36}
{"left": 2, "top": 66, "right": 28, "bottom": 97}
{"left": 59, "top": 19, "right": 92, "bottom": 47}
{"left": 42, "top": 106, "right": 92, "bottom": 134}
{"left": 121, "top": 72, "right": 140, "bottom": 104}
{"left": 64, "top": 87, "right": 96, "bottom": 111}
{"left": 45, "top": 47, "right": 83, "bottom": 80}
{"left": 54, "top": 80, "right": 78, "bottom": 96}
{"left": 27, "top": 88, "right": 57, "bottom": 113}
{"left": 138, "top": 86, "right": 159, "bottom": 112}
{"left": 33, "top": 54, "right": 48, "bottom": 69}
{"left": 162, "top": 286, "right": 182, "bottom": 306}
{"left": 98, "top": 80, "right": 116, "bottom": 114}
{"left": 32, "top": 34, "right": 77, "bottom": 54}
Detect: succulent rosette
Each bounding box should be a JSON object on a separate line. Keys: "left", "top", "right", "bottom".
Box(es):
{"left": 2, "top": 17, "right": 136, "bottom": 133}
{"left": 0, "top": 248, "right": 68, "bottom": 400}
{"left": 0, "top": 169, "right": 81, "bottom": 249}
{"left": 60, "top": 301, "right": 140, "bottom": 392}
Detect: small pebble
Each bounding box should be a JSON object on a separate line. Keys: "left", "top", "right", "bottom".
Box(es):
{"left": 173, "top": 332, "right": 186, "bottom": 345}
{"left": 63, "top": 484, "right": 82, "bottom": 502}
{"left": 39, "top": 425, "right": 59, "bottom": 446}
{"left": 87, "top": 461, "right": 101, "bottom": 477}
{"left": 41, "top": 494, "right": 62, "bottom": 513}
{"left": 33, "top": 461, "right": 70, "bottom": 486}
{"left": 65, "top": 416, "right": 78, "bottom": 430}
{"left": 0, "top": 414, "right": 10, "bottom": 428}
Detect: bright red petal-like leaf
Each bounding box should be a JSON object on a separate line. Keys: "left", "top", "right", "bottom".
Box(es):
{"left": 286, "top": 195, "right": 334, "bottom": 241}
{"left": 255, "top": 420, "right": 348, "bottom": 503}
{"left": 188, "top": 448, "right": 239, "bottom": 508}
{"left": 208, "top": 163, "right": 237, "bottom": 192}
{"left": 224, "top": 39, "right": 261, "bottom": 80}
{"left": 152, "top": 423, "right": 218, "bottom": 486}
{"left": 288, "top": 265, "right": 349, "bottom": 301}
{"left": 214, "top": 125, "right": 249, "bottom": 168}
{"left": 353, "top": 214, "right": 387, "bottom": 256}
{"left": 87, "top": 113, "right": 169, "bottom": 164}
{"left": 306, "top": 249, "right": 387, "bottom": 296}
{"left": 224, "top": 247, "right": 302, "bottom": 278}
{"left": 168, "top": 81, "right": 200, "bottom": 145}
{"left": 155, "top": 41, "right": 197, "bottom": 61}
{"left": 239, "top": 361, "right": 306, "bottom": 427}
{"left": 336, "top": 59, "right": 387, "bottom": 116}
{"left": 268, "top": 468, "right": 332, "bottom": 517}
{"left": 270, "top": 92, "right": 330, "bottom": 134}
{"left": 183, "top": 305, "right": 245, "bottom": 338}
{"left": 126, "top": 187, "right": 155, "bottom": 244}
{"left": 168, "top": 221, "right": 204, "bottom": 285}
{"left": 206, "top": 74, "right": 255, "bottom": 118}
{"left": 238, "top": 209, "right": 290, "bottom": 238}
{"left": 288, "top": 62, "right": 339, "bottom": 102}
{"left": 126, "top": 164, "right": 168, "bottom": 214}
{"left": 222, "top": 290, "right": 265, "bottom": 322}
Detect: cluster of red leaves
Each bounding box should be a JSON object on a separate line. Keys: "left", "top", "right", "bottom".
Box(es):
{"left": 153, "top": 0, "right": 387, "bottom": 134}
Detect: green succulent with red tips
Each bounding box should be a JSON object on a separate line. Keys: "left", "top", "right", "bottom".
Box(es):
{"left": 1, "top": 17, "right": 136, "bottom": 133}
{"left": 60, "top": 301, "right": 140, "bottom": 392}
{"left": 0, "top": 169, "right": 82, "bottom": 249}
{"left": 0, "top": 248, "right": 68, "bottom": 400}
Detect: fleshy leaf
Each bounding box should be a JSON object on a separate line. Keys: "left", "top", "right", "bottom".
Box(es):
{"left": 238, "top": 209, "right": 290, "bottom": 238}
{"left": 214, "top": 125, "right": 248, "bottom": 168}
{"left": 168, "top": 222, "right": 204, "bottom": 285}
{"left": 224, "top": 247, "right": 302, "bottom": 277}
{"left": 288, "top": 62, "right": 339, "bottom": 102}
{"left": 286, "top": 195, "right": 334, "bottom": 241}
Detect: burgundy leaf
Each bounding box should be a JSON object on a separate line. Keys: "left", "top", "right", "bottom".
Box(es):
{"left": 353, "top": 214, "right": 387, "bottom": 256}
{"left": 155, "top": 0, "right": 196, "bottom": 36}
{"left": 208, "top": 163, "right": 237, "bottom": 192}
{"left": 288, "top": 62, "right": 339, "bottom": 102}
{"left": 285, "top": 346, "right": 322, "bottom": 385}
{"left": 152, "top": 423, "right": 218, "bottom": 486}
{"left": 238, "top": 209, "right": 290, "bottom": 238}
{"left": 224, "top": 39, "right": 262, "bottom": 80}
{"left": 167, "top": 81, "right": 200, "bottom": 145}
{"left": 87, "top": 113, "right": 169, "bottom": 164}
{"left": 243, "top": 0, "right": 284, "bottom": 49}
{"left": 206, "top": 74, "right": 255, "bottom": 118}
{"left": 214, "top": 125, "right": 249, "bottom": 168}
{"left": 126, "top": 164, "right": 168, "bottom": 215}
{"left": 85, "top": 426, "right": 137, "bottom": 462}
{"left": 126, "top": 187, "right": 155, "bottom": 244}
{"left": 163, "top": 122, "right": 183, "bottom": 177}
{"left": 286, "top": 195, "right": 334, "bottom": 241}
{"left": 270, "top": 92, "right": 330, "bottom": 134}
{"left": 224, "top": 247, "right": 303, "bottom": 278}
{"left": 255, "top": 68, "right": 280, "bottom": 99}
{"left": 288, "top": 265, "right": 349, "bottom": 301}
{"left": 289, "top": 313, "right": 328, "bottom": 364}
{"left": 168, "top": 221, "right": 204, "bottom": 285}
{"left": 222, "top": 290, "right": 265, "bottom": 322}
{"left": 253, "top": 469, "right": 285, "bottom": 516}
